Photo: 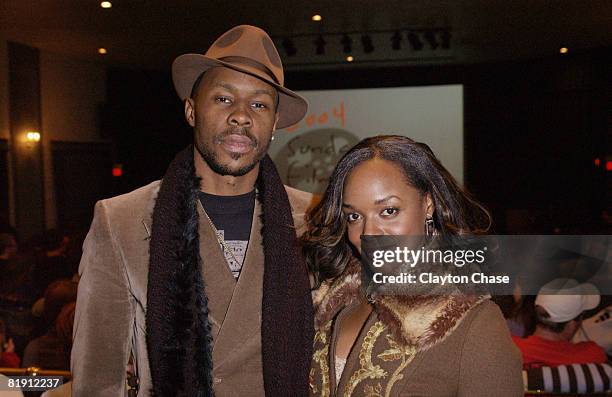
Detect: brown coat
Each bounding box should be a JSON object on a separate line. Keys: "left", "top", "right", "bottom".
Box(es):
{"left": 309, "top": 267, "right": 524, "bottom": 397}
{"left": 71, "top": 180, "right": 316, "bottom": 396}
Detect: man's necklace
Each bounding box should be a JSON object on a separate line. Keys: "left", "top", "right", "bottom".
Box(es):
{"left": 202, "top": 210, "right": 242, "bottom": 267}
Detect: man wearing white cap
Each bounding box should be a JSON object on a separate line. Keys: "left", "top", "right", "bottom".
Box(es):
{"left": 513, "top": 278, "right": 607, "bottom": 367}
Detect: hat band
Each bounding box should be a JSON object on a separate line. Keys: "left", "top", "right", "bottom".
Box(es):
{"left": 219, "top": 56, "right": 280, "bottom": 85}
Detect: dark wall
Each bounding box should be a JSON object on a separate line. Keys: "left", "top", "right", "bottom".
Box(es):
{"left": 52, "top": 141, "right": 113, "bottom": 233}
{"left": 0, "top": 139, "right": 8, "bottom": 226}
{"left": 461, "top": 51, "right": 610, "bottom": 233}
{"left": 101, "top": 69, "right": 191, "bottom": 194}
{"left": 8, "top": 42, "right": 45, "bottom": 240}
{"left": 101, "top": 47, "right": 611, "bottom": 233}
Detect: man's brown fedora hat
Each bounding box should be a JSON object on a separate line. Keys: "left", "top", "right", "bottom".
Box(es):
{"left": 172, "top": 25, "right": 307, "bottom": 129}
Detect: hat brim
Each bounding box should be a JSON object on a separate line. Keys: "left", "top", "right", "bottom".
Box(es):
{"left": 579, "top": 283, "right": 601, "bottom": 311}
{"left": 172, "top": 54, "right": 307, "bottom": 129}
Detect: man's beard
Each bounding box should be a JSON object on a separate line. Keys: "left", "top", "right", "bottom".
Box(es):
{"left": 196, "top": 128, "right": 271, "bottom": 177}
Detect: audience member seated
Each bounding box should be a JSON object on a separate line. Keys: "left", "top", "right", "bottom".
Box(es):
{"left": 494, "top": 292, "right": 537, "bottom": 338}
{"left": 0, "top": 233, "right": 17, "bottom": 262}
{"left": 0, "top": 231, "right": 20, "bottom": 298}
{"left": 30, "top": 230, "right": 75, "bottom": 298}
{"left": 0, "top": 318, "right": 20, "bottom": 368}
{"left": 23, "top": 302, "right": 75, "bottom": 370}
{"left": 513, "top": 278, "right": 607, "bottom": 368}
{"left": 31, "top": 279, "right": 77, "bottom": 339}
{"left": 1, "top": 231, "right": 39, "bottom": 305}
{"left": 573, "top": 304, "right": 612, "bottom": 358}
{"left": 524, "top": 362, "right": 612, "bottom": 394}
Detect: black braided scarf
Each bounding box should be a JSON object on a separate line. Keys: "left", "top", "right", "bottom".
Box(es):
{"left": 146, "top": 145, "right": 314, "bottom": 397}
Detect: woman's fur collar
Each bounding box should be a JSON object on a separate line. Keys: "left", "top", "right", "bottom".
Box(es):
{"left": 313, "top": 261, "right": 488, "bottom": 352}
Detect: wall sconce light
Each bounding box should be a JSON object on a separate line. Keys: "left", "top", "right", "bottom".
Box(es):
{"left": 26, "top": 131, "right": 41, "bottom": 143}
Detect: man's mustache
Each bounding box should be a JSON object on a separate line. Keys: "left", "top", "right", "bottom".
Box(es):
{"left": 216, "top": 127, "right": 258, "bottom": 147}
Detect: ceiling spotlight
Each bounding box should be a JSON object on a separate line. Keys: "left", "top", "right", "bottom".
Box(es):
{"left": 346, "top": 56, "right": 354, "bottom": 62}
{"left": 282, "top": 38, "right": 297, "bottom": 57}
{"left": 100, "top": 1, "right": 112, "bottom": 8}
{"left": 341, "top": 34, "right": 352, "bottom": 54}
{"left": 361, "top": 35, "right": 374, "bottom": 53}
{"left": 560, "top": 47, "right": 569, "bottom": 54}
{"left": 314, "top": 35, "right": 326, "bottom": 55}
{"left": 391, "top": 31, "right": 402, "bottom": 50}
{"left": 407, "top": 32, "right": 424, "bottom": 51}
{"left": 312, "top": 14, "right": 322, "bottom": 22}
{"left": 440, "top": 30, "right": 451, "bottom": 49}
{"left": 424, "top": 31, "right": 438, "bottom": 50}
{"left": 98, "top": 47, "right": 107, "bottom": 54}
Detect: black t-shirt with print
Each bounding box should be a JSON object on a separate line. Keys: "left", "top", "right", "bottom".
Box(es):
{"left": 198, "top": 190, "right": 255, "bottom": 278}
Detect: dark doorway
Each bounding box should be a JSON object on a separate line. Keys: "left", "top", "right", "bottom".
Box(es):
{"left": 51, "top": 141, "right": 113, "bottom": 233}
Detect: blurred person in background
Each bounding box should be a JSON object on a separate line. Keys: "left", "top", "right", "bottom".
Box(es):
{"left": 513, "top": 278, "right": 607, "bottom": 367}
{"left": 0, "top": 231, "right": 23, "bottom": 300}
{"left": 31, "top": 280, "right": 77, "bottom": 340}
{"left": 0, "top": 232, "right": 17, "bottom": 262}
{"left": 573, "top": 303, "right": 612, "bottom": 360}
{"left": 29, "top": 230, "right": 76, "bottom": 298}
{"left": 23, "top": 302, "right": 75, "bottom": 370}
{"left": 0, "top": 318, "right": 20, "bottom": 368}
{"left": 499, "top": 291, "right": 537, "bottom": 338}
